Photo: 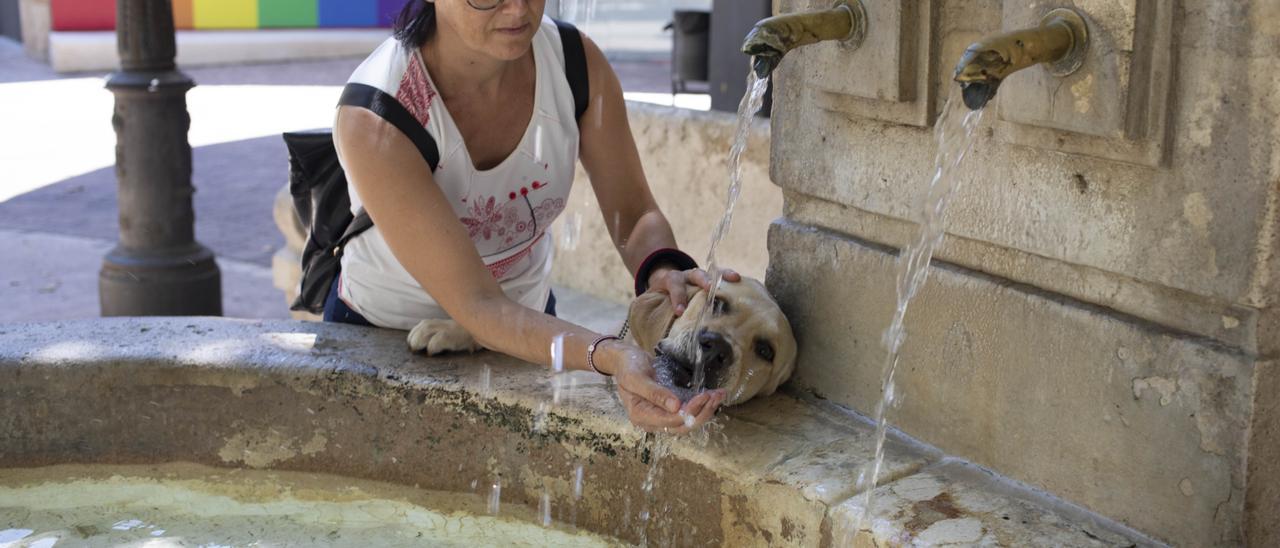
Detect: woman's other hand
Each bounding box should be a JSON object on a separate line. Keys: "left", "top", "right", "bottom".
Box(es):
{"left": 604, "top": 340, "right": 726, "bottom": 433}
{"left": 647, "top": 267, "right": 742, "bottom": 316}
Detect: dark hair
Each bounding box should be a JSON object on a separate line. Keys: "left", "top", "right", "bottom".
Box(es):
{"left": 393, "top": 1, "right": 437, "bottom": 49}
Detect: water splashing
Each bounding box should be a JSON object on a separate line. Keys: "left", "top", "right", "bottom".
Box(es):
{"left": 558, "top": 212, "right": 582, "bottom": 251}
{"left": 611, "top": 211, "right": 623, "bottom": 249}
{"left": 551, "top": 333, "right": 568, "bottom": 404}
{"left": 534, "top": 124, "right": 545, "bottom": 165}
{"left": 558, "top": 0, "right": 598, "bottom": 32}
{"left": 551, "top": 334, "right": 565, "bottom": 374}
{"left": 565, "top": 462, "right": 584, "bottom": 529}
{"left": 685, "top": 414, "right": 728, "bottom": 448}
{"left": 853, "top": 87, "right": 986, "bottom": 535}
{"left": 638, "top": 434, "right": 674, "bottom": 546}
{"left": 677, "top": 408, "right": 695, "bottom": 429}
{"left": 488, "top": 479, "right": 502, "bottom": 515}
{"left": 691, "top": 69, "right": 770, "bottom": 391}
{"left": 540, "top": 489, "right": 552, "bottom": 527}
{"left": 624, "top": 75, "right": 769, "bottom": 542}
{"left": 573, "top": 464, "right": 584, "bottom": 500}
{"left": 532, "top": 402, "right": 550, "bottom": 433}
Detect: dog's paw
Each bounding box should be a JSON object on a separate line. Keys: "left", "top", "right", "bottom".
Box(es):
{"left": 407, "top": 319, "right": 480, "bottom": 355}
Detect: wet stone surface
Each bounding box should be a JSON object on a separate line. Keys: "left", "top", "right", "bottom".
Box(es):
{"left": 831, "top": 461, "right": 1158, "bottom": 547}
{"left": 0, "top": 318, "right": 1161, "bottom": 546}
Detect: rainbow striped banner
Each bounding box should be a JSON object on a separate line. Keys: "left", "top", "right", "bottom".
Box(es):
{"left": 52, "top": 0, "right": 410, "bottom": 31}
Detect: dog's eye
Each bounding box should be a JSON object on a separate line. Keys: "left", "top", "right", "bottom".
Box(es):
{"left": 712, "top": 297, "right": 730, "bottom": 316}
{"left": 754, "top": 339, "right": 775, "bottom": 363}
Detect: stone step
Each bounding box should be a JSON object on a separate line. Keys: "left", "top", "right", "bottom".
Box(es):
{"left": 832, "top": 460, "right": 1158, "bottom": 547}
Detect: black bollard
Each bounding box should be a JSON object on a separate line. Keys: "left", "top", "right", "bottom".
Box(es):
{"left": 99, "top": 0, "right": 221, "bottom": 317}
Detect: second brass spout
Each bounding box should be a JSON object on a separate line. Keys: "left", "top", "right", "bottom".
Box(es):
{"left": 953, "top": 8, "right": 1089, "bottom": 110}
{"left": 742, "top": 0, "right": 866, "bottom": 79}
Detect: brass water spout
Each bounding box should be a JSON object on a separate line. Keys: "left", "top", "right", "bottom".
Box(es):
{"left": 742, "top": 0, "right": 867, "bottom": 79}
{"left": 953, "top": 8, "right": 1089, "bottom": 110}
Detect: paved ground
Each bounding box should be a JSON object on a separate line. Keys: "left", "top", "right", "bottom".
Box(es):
{"left": 0, "top": 35, "right": 658, "bottom": 326}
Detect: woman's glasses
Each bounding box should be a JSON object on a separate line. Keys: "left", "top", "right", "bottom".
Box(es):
{"left": 466, "top": 0, "right": 504, "bottom": 10}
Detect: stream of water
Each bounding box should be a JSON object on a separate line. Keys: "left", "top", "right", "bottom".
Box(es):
{"left": 852, "top": 88, "right": 986, "bottom": 534}
{"left": 690, "top": 70, "right": 770, "bottom": 390}
{"left": 626, "top": 68, "right": 768, "bottom": 546}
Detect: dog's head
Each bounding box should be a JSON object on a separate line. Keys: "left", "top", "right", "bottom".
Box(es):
{"left": 627, "top": 277, "right": 797, "bottom": 406}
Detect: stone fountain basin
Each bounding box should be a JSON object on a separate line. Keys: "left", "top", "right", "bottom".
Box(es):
{"left": 0, "top": 318, "right": 1156, "bottom": 546}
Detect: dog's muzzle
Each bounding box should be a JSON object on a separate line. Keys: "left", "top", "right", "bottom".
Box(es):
{"left": 654, "top": 329, "right": 734, "bottom": 399}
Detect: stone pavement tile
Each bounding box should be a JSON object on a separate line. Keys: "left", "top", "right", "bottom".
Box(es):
{"left": 830, "top": 459, "right": 1163, "bottom": 547}
{"left": 0, "top": 37, "right": 62, "bottom": 83}
{"left": 547, "top": 284, "right": 629, "bottom": 336}
{"left": 0, "top": 225, "right": 627, "bottom": 333}
{"left": 0, "top": 132, "right": 320, "bottom": 267}
{"left": 0, "top": 229, "right": 288, "bottom": 323}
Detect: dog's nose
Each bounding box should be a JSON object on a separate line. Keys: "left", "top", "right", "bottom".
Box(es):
{"left": 698, "top": 329, "right": 733, "bottom": 371}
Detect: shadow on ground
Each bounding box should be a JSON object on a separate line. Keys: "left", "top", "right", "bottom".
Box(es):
{"left": 0, "top": 134, "right": 300, "bottom": 267}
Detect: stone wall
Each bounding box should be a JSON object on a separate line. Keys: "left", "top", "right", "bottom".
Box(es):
{"left": 767, "top": 0, "right": 1279, "bottom": 546}
{"left": 18, "top": 0, "right": 48, "bottom": 61}
{"left": 550, "top": 101, "right": 778, "bottom": 304}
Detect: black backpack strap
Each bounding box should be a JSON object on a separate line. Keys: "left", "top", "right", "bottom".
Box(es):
{"left": 553, "top": 19, "right": 590, "bottom": 123}
{"left": 339, "top": 83, "right": 440, "bottom": 171}
{"left": 335, "top": 209, "right": 374, "bottom": 254}
{"left": 333, "top": 83, "right": 442, "bottom": 247}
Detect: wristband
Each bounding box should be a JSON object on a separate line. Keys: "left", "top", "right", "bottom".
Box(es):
{"left": 587, "top": 335, "right": 620, "bottom": 376}
{"left": 634, "top": 248, "right": 698, "bottom": 296}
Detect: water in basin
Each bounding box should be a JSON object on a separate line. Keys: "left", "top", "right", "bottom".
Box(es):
{"left": 0, "top": 463, "right": 620, "bottom": 547}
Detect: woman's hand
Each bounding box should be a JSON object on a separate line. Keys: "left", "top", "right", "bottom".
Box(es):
{"left": 604, "top": 340, "right": 727, "bottom": 433}
{"left": 647, "top": 266, "right": 742, "bottom": 316}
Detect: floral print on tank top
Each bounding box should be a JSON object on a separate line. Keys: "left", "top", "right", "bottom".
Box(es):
{"left": 397, "top": 52, "right": 567, "bottom": 280}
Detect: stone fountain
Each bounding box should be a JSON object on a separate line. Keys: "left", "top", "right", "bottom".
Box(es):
{"left": 4, "top": 1, "right": 1276, "bottom": 546}
{"left": 764, "top": 1, "right": 1278, "bottom": 546}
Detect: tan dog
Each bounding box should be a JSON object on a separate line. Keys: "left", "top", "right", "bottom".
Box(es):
{"left": 407, "top": 278, "right": 797, "bottom": 406}
{"left": 627, "top": 278, "right": 797, "bottom": 406}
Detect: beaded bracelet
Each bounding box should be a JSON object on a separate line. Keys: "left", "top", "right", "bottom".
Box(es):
{"left": 587, "top": 334, "right": 620, "bottom": 376}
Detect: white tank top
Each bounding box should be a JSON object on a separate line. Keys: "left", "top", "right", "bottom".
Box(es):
{"left": 336, "top": 17, "right": 580, "bottom": 330}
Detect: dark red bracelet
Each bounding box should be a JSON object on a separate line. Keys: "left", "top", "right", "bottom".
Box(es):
{"left": 634, "top": 248, "right": 698, "bottom": 296}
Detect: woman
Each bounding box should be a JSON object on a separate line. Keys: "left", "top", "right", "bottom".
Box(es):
{"left": 329, "top": 0, "right": 736, "bottom": 432}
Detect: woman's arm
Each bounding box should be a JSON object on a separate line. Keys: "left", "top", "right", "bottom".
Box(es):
{"left": 575, "top": 36, "right": 740, "bottom": 314}
{"left": 334, "top": 107, "right": 719, "bottom": 431}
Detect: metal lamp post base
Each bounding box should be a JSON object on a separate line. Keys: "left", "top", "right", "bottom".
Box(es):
{"left": 99, "top": 0, "right": 222, "bottom": 317}
{"left": 100, "top": 244, "right": 221, "bottom": 317}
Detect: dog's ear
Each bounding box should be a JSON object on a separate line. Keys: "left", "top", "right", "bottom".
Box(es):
{"left": 759, "top": 354, "right": 796, "bottom": 397}
{"left": 758, "top": 321, "right": 798, "bottom": 397}
{"left": 627, "top": 290, "right": 675, "bottom": 352}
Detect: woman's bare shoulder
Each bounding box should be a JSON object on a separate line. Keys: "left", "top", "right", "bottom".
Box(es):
{"left": 335, "top": 105, "right": 396, "bottom": 138}
{"left": 575, "top": 31, "right": 620, "bottom": 100}
{"left": 334, "top": 106, "right": 413, "bottom": 157}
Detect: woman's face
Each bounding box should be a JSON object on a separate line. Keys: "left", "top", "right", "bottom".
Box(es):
{"left": 433, "top": 0, "right": 546, "bottom": 61}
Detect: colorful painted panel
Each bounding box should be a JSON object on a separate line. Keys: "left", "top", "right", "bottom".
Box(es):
{"left": 377, "top": 0, "right": 408, "bottom": 27}
{"left": 50, "top": 0, "right": 115, "bottom": 31}
{"left": 51, "top": 0, "right": 408, "bottom": 31}
{"left": 172, "top": 0, "right": 195, "bottom": 30}
{"left": 193, "top": 0, "right": 259, "bottom": 29}
{"left": 318, "top": 0, "right": 377, "bottom": 28}
{"left": 260, "top": 0, "right": 318, "bottom": 28}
